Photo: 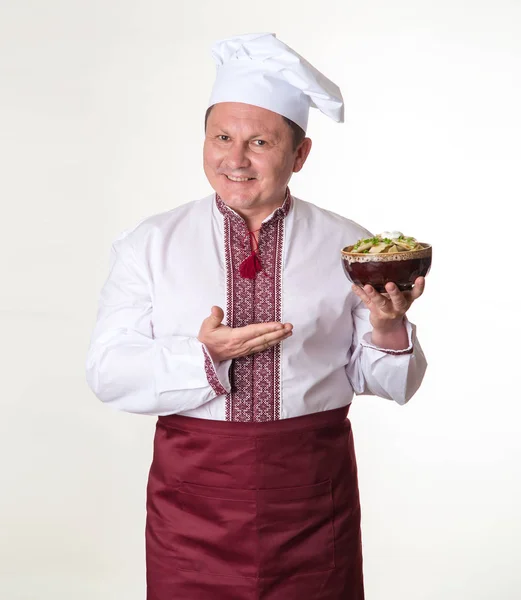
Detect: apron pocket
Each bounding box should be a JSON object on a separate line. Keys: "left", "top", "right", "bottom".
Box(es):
{"left": 257, "top": 479, "right": 336, "bottom": 577}
{"left": 173, "top": 482, "right": 258, "bottom": 578}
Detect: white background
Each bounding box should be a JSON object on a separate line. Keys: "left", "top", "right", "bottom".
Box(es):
{"left": 1, "top": 1, "right": 520, "bottom": 598}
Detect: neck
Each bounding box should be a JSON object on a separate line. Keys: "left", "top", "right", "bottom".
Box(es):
{"left": 244, "top": 215, "right": 268, "bottom": 232}
{"left": 226, "top": 191, "right": 288, "bottom": 231}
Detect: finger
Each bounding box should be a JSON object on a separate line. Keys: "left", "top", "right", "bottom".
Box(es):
{"left": 352, "top": 284, "right": 382, "bottom": 309}
{"left": 384, "top": 283, "right": 408, "bottom": 311}
{"left": 351, "top": 283, "right": 371, "bottom": 305}
{"left": 237, "top": 321, "right": 292, "bottom": 341}
{"left": 209, "top": 306, "right": 225, "bottom": 325}
{"left": 363, "top": 285, "right": 390, "bottom": 312}
{"left": 410, "top": 277, "right": 426, "bottom": 301}
{"left": 200, "top": 306, "right": 225, "bottom": 335}
{"left": 247, "top": 331, "right": 293, "bottom": 355}
{"left": 247, "top": 328, "right": 292, "bottom": 351}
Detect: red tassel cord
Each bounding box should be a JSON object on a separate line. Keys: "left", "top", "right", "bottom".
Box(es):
{"left": 239, "top": 229, "right": 263, "bottom": 279}
{"left": 239, "top": 252, "right": 262, "bottom": 279}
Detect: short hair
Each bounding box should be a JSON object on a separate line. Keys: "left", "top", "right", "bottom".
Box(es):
{"left": 204, "top": 105, "right": 306, "bottom": 151}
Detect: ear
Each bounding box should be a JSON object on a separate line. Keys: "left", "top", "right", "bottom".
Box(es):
{"left": 292, "top": 138, "right": 312, "bottom": 173}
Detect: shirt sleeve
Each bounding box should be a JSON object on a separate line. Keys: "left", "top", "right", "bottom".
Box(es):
{"left": 345, "top": 299, "right": 428, "bottom": 405}
{"left": 85, "top": 234, "right": 232, "bottom": 416}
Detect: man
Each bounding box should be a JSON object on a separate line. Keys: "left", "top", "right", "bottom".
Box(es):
{"left": 86, "top": 32, "right": 427, "bottom": 600}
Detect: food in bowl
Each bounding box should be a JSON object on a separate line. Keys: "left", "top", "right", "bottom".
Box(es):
{"left": 341, "top": 231, "right": 432, "bottom": 293}
{"left": 351, "top": 231, "right": 425, "bottom": 254}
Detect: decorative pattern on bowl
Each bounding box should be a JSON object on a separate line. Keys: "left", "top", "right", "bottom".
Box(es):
{"left": 341, "top": 245, "right": 432, "bottom": 263}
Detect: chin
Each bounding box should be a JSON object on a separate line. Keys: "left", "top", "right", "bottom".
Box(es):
{"left": 221, "top": 194, "right": 258, "bottom": 210}
{"left": 215, "top": 184, "right": 259, "bottom": 206}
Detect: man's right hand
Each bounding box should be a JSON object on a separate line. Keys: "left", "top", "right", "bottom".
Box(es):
{"left": 198, "top": 306, "right": 293, "bottom": 363}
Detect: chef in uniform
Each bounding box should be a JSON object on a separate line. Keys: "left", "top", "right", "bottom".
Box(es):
{"left": 86, "top": 32, "right": 427, "bottom": 600}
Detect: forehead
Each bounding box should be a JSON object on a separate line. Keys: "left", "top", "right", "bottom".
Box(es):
{"left": 207, "top": 102, "right": 287, "bottom": 135}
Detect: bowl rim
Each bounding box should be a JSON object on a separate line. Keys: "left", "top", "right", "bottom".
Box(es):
{"left": 341, "top": 242, "right": 432, "bottom": 256}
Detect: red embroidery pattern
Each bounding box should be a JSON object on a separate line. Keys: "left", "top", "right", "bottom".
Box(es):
{"left": 216, "top": 190, "right": 291, "bottom": 422}
{"left": 202, "top": 346, "right": 228, "bottom": 397}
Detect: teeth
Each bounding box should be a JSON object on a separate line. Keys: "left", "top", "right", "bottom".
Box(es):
{"left": 227, "top": 175, "right": 253, "bottom": 182}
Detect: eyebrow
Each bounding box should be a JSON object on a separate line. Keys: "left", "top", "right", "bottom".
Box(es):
{"left": 215, "top": 128, "right": 278, "bottom": 140}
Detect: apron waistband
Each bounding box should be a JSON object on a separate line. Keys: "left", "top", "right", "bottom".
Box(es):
{"left": 157, "top": 404, "right": 350, "bottom": 438}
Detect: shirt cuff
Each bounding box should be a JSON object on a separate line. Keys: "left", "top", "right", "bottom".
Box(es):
{"left": 360, "top": 317, "right": 414, "bottom": 355}
{"left": 201, "top": 345, "right": 231, "bottom": 396}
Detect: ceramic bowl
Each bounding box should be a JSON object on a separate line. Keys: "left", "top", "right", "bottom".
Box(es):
{"left": 341, "top": 243, "right": 432, "bottom": 293}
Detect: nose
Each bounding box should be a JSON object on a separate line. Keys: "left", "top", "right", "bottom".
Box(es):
{"left": 225, "top": 141, "right": 251, "bottom": 170}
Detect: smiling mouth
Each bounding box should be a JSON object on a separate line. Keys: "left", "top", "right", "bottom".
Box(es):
{"left": 225, "top": 175, "right": 256, "bottom": 182}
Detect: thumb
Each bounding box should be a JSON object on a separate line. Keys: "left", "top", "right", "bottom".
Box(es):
{"left": 208, "top": 305, "right": 224, "bottom": 328}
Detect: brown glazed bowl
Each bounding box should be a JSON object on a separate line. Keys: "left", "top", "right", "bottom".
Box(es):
{"left": 341, "top": 243, "right": 432, "bottom": 293}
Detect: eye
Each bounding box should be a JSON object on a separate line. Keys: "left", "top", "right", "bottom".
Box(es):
{"left": 218, "top": 135, "right": 230, "bottom": 141}
{"left": 252, "top": 140, "right": 266, "bottom": 146}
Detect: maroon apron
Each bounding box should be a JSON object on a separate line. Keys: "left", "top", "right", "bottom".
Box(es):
{"left": 146, "top": 405, "right": 364, "bottom": 599}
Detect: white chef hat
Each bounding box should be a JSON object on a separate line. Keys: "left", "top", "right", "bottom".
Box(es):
{"left": 208, "top": 33, "right": 344, "bottom": 132}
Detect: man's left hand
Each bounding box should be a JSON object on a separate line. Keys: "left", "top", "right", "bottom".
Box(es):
{"left": 351, "top": 276, "right": 426, "bottom": 333}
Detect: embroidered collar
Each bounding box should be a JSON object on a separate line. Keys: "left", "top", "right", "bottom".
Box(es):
{"left": 215, "top": 187, "right": 292, "bottom": 227}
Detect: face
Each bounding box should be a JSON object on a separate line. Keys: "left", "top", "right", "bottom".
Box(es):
{"left": 203, "top": 102, "right": 312, "bottom": 223}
